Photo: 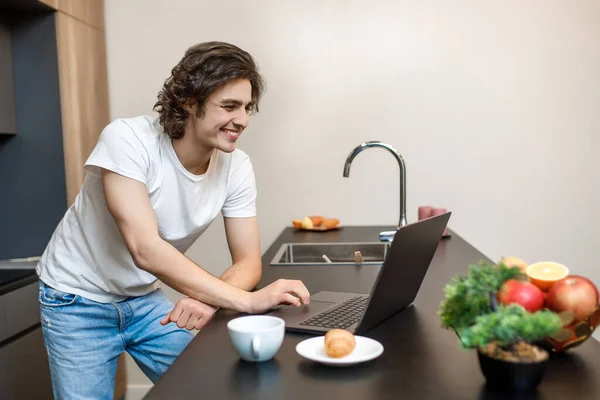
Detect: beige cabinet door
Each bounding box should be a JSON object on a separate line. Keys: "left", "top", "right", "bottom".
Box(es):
{"left": 55, "top": 11, "right": 110, "bottom": 205}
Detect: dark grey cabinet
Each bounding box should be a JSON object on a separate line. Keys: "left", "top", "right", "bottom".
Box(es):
{"left": 0, "top": 280, "right": 53, "bottom": 399}
{"left": 0, "top": 326, "right": 53, "bottom": 399}
{"left": 0, "top": 281, "right": 40, "bottom": 342}
{"left": 0, "top": 9, "right": 67, "bottom": 259}
{"left": 0, "top": 19, "right": 17, "bottom": 135}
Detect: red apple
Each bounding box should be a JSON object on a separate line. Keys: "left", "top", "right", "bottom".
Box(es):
{"left": 546, "top": 275, "right": 599, "bottom": 322}
{"left": 498, "top": 279, "right": 545, "bottom": 313}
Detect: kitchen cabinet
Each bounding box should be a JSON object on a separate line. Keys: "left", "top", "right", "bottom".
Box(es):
{"left": 0, "top": 281, "right": 53, "bottom": 399}
{"left": 0, "top": 20, "right": 16, "bottom": 135}
{"left": 0, "top": 6, "right": 68, "bottom": 259}
{"left": 52, "top": 0, "right": 110, "bottom": 205}
{"left": 0, "top": 281, "right": 39, "bottom": 343}
{"left": 56, "top": 10, "right": 110, "bottom": 205}
{"left": 0, "top": 326, "right": 53, "bottom": 399}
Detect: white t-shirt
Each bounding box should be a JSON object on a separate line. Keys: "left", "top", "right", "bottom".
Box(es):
{"left": 36, "top": 115, "right": 257, "bottom": 303}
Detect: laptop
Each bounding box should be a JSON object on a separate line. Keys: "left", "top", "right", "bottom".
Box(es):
{"left": 268, "top": 211, "right": 451, "bottom": 335}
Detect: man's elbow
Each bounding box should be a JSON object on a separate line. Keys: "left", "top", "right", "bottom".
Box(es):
{"left": 126, "top": 235, "right": 163, "bottom": 273}
{"left": 251, "top": 258, "right": 263, "bottom": 287}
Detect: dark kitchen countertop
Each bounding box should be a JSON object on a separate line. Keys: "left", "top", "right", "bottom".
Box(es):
{"left": 0, "top": 260, "right": 38, "bottom": 296}
{"left": 146, "top": 225, "right": 600, "bottom": 400}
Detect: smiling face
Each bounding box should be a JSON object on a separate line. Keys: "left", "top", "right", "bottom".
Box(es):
{"left": 184, "top": 78, "right": 254, "bottom": 154}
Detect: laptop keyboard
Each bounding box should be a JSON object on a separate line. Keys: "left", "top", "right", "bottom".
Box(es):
{"left": 299, "top": 296, "right": 369, "bottom": 329}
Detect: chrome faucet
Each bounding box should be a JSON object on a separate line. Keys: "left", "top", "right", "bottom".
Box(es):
{"left": 343, "top": 141, "right": 407, "bottom": 242}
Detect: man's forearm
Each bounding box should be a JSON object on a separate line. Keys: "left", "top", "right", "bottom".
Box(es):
{"left": 135, "top": 237, "right": 250, "bottom": 312}
{"left": 220, "top": 258, "right": 262, "bottom": 291}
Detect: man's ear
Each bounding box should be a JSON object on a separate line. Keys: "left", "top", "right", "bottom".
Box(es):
{"left": 182, "top": 99, "right": 196, "bottom": 115}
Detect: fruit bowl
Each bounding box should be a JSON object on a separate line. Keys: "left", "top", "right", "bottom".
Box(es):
{"left": 539, "top": 305, "right": 600, "bottom": 352}
{"left": 508, "top": 260, "right": 600, "bottom": 353}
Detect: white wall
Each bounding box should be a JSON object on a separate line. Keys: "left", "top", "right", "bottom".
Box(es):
{"left": 594, "top": 113, "right": 600, "bottom": 339}
{"left": 104, "top": 0, "right": 600, "bottom": 395}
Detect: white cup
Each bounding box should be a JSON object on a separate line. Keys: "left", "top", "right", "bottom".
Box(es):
{"left": 227, "top": 315, "right": 285, "bottom": 362}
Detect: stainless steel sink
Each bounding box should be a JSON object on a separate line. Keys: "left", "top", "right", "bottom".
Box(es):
{"left": 270, "top": 242, "right": 390, "bottom": 266}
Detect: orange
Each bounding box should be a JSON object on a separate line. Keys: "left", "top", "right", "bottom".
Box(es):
{"left": 526, "top": 262, "right": 569, "bottom": 291}
{"left": 500, "top": 256, "right": 529, "bottom": 272}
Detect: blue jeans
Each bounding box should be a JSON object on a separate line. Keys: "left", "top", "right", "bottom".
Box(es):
{"left": 38, "top": 281, "right": 193, "bottom": 400}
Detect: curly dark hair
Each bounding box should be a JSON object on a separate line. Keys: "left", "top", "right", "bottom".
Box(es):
{"left": 154, "top": 41, "right": 265, "bottom": 139}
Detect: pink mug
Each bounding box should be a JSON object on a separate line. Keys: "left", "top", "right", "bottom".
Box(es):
{"left": 418, "top": 206, "right": 434, "bottom": 221}
{"left": 419, "top": 206, "right": 449, "bottom": 236}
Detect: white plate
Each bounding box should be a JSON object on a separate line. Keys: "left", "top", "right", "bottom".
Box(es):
{"left": 295, "top": 335, "right": 384, "bottom": 366}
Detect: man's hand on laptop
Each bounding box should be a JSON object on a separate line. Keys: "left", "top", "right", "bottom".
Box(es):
{"left": 246, "top": 279, "right": 310, "bottom": 314}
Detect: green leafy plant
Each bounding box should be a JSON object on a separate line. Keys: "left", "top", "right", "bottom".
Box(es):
{"left": 438, "top": 261, "right": 562, "bottom": 351}
{"left": 439, "top": 261, "right": 526, "bottom": 331}
{"left": 458, "top": 304, "right": 562, "bottom": 348}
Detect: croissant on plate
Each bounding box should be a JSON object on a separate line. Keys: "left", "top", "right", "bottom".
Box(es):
{"left": 324, "top": 329, "right": 356, "bottom": 358}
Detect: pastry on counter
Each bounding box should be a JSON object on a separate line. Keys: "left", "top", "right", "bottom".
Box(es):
{"left": 324, "top": 329, "right": 356, "bottom": 358}
{"left": 308, "top": 215, "right": 323, "bottom": 226}
{"left": 321, "top": 218, "right": 340, "bottom": 229}
{"left": 291, "top": 216, "right": 340, "bottom": 231}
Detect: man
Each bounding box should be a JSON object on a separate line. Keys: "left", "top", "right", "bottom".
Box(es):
{"left": 36, "top": 41, "right": 309, "bottom": 399}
